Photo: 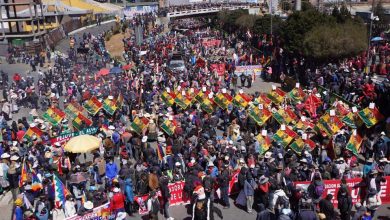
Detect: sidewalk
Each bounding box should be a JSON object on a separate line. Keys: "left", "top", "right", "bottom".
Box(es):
{"left": 0, "top": 191, "right": 15, "bottom": 220}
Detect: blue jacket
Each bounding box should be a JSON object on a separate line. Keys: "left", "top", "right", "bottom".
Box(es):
{"left": 106, "top": 163, "right": 118, "bottom": 179}
{"left": 15, "top": 206, "right": 23, "bottom": 220}
{"left": 124, "top": 178, "right": 134, "bottom": 203}
{"left": 244, "top": 179, "right": 255, "bottom": 196}
{"left": 112, "top": 132, "right": 120, "bottom": 144}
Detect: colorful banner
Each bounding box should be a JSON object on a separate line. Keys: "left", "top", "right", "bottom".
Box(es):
{"left": 358, "top": 107, "right": 384, "bottom": 128}
{"left": 272, "top": 126, "right": 297, "bottom": 147}
{"left": 294, "top": 176, "right": 390, "bottom": 207}
{"left": 72, "top": 113, "right": 93, "bottom": 131}
{"left": 288, "top": 87, "right": 306, "bottom": 103}
{"left": 213, "top": 93, "right": 232, "bottom": 109}
{"left": 160, "top": 119, "right": 178, "bottom": 136}
{"left": 161, "top": 91, "right": 176, "bottom": 106}
{"left": 267, "top": 88, "right": 286, "bottom": 104}
{"left": 64, "top": 102, "right": 84, "bottom": 119}
{"left": 248, "top": 107, "right": 272, "bottom": 126}
{"left": 346, "top": 134, "right": 363, "bottom": 156}
{"left": 42, "top": 107, "right": 66, "bottom": 126}
{"left": 84, "top": 97, "right": 103, "bottom": 116}
{"left": 50, "top": 127, "right": 98, "bottom": 145}
{"left": 272, "top": 107, "right": 298, "bottom": 125}
{"left": 174, "top": 92, "right": 192, "bottom": 109}
{"left": 200, "top": 98, "right": 215, "bottom": 114}
{"left": 316, "top": 113, "right": 344, "bottom": 137}
{"left": 130, "top": 117, "right": 149, "bottom": 135}
{"left": 65, "top": 203, "right": 114, "bottom": 220}
{"left": 256, "top": 134, "right": 272, "bottom": 154}
{"left": 103, "top": 98, "right": 118, "bottom": 115}
{"left": 232, "top": 93, "right": 252, "bottom": 108}
{"left": 235, "top": 65, "right": 262, "bottom": 76}
{"left": 342, "top": 112, "right": 362, "bottom": 129}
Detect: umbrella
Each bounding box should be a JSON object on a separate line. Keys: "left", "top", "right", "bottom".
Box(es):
{"left": 110, "top": 67, "right": 122, "bottom": 74}
{"left": 64, "top": 135, "right": 101, "bottom": 153}
{"left": 122, "top": 64, "right": 133, "bottom": 70}
{"left": 371, "top": 37, "right": 384, "bottom": 42}
{"left": 68, "top": 173, "right": 87, "bottom": 184}
{"left": 98, "top": 68, "right": 110, "bottom": 76}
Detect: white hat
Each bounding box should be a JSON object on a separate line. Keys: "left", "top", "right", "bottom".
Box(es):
{"left": 142, "top": 136, "right": 148, "bottom": 143}
{"left": 224, "top": 155, "right": 230, "bottom": 160}
{"left": 116, "top": 212, "right": 127, "bottom": 220}
{"left": 12, "top": 141, "right": 17, "bottom": 146}
{"left": 228, "top": 140, "right": 233, "bottom": 145}
{"left": 108, "top": 125, "right": 115, "bottom": 130}
{"left": 379, "top": 158, "right": 389, "bottom": 163}
{"left": 10, "top": 155, "right": 20, "bottom": 161}
{"left": 1, "top": 153, "right": 10, "bottom": 159}
{"left": 175, "top": 162, "right": 181, "bottom": 166}
{"left": 158, "top": 131, "right": 164, "bottom": 136}
{"left": 264, "top": 151, "right": 272, "bottom": 159}
{"left": 84, "top": 201, "right": 94, "bottom": 210}
{"left": 55, "top": 142, "right": 61, "bottom": 147}
{"left": 304, "top": 151, "right": 309, "bottom": 156}
{"left": 40, "top": 124, "right": 46, "bottom": 130}
{"left": 108, "top": 95, "right": 114, "bottom": 100}
{"left": 113, "top": 187, "right": 120, "bottom": 193}
{"left": 208, "top": 161, "right": 214, "bottom": 167}
{"left": 381, "top": 131, "right": 386, "bottom": 136}
{"left": 144, "top": 113, "right": 151, "bottom": 118}
{"left": 300, "top": 158, "right": 308, "bottom": 163}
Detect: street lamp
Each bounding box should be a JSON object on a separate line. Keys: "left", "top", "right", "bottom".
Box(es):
{"left": 366, "top": 13, "right": 379, "bottom": 74}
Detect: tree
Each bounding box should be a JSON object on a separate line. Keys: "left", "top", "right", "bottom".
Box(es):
{"left": 303, "top": 21, "right": 367, "bottom": 61}
{"left": 218, "top": 9, "right": 248, "bottom": 32}
{"left": 373, "top": 0, "right": 390, "bottom": 36}
{"left": 235, "top": 14, "right": 258, "bottom": 30}
{"left": 253, "top": 15, "right": 282, "bottom": 35}
{"left": 280, "top": 9, "right": 336, "bottom": 52}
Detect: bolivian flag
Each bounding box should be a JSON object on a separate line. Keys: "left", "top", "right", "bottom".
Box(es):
{"left": 248, "top": 107, "right": 272, "bottom": 126}
{"left": 267, "top": 88, "right": 286, "bottom": 104}
{"left": 23, "top": 127, "right": 43, "bottom": 140}
{"left": 255, "top": 93, "right": 272, "bottom": 106}
{"left": 342, "top": 112, "right": 362, "bottom": 129}
{"left": 272, "top": 107, "right": 298, "bottom": 125}
{"left": 64, "top": 102, "right": 84, "bottom": 119}
{"left": 214, "top": 93, "right": 232, "bottom": 109}
{"left": 288, "top": 87, "right": 306, "bottom": 103}
{"left": 346, "top": 133, "right": 363, "bottom": 156}
{"left": 160, "top": 119, "right": 178, "bottom": 136}
{"left": 103, "top": 98, "right": 118, "bottom": 115}
{"left": 130, "top": 117, "right": 149, "bottom": 135}
{"left": 201, "top": 98, "right": 215, "bottom": 114}
{"left": 195, "top": 90, "right": 210, "bottom": 103}
{"left": 290, "top": 138, "right": 305, "bottom": 155}
{"left": 358, "top": 107, "right": 384, "bottom": 128}
{"left": 256, "top": 134, "right": 272, "bottom": 155}
{"left": 84, "top": 97, "right": 103, "bottom": 116}
{"left": 315, "top": 113, "right": 344, "bottom": 137}
{"left": 43, "top": 107, "right": 66, "bottom": 125}
{"left": 273, "top": 126, "right": 297, "bottom": 147}
{"left": 232, "top": 93, "right": 252, "bottom": 108}
{"left": 161, "top": 91, "right": 176, "bottom": 106}
{"left": 294, "top": 120, "right": 315, "bottom": 131}
{"left": 72, "top": 113, "right": 92, "bottom": 131}
{"left": 174, "top": 92, "right": 192, "bottom": 109}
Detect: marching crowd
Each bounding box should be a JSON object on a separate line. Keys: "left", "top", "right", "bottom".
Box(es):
{"left": 0, "top": 12, "right": 389, "bottom": 220}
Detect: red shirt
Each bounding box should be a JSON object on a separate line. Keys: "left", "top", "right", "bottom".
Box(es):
{"left": 110, "top": 192, "right": 125, "bottom": 211}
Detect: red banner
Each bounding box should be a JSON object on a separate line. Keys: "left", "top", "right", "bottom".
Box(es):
{"left": 210, "top": 63, "right": 226, "bottom": 76}
{"left": 294, "top": 176, "right": 390, "bottom": 207}
{"left": 65, "top": 203, "right": 114, "bottom": 220}
{"left": 202, "top": 40, "right": 221, "bottom": 47}
{"left": 134, "top": 181, "right": 190, "bottom": 215}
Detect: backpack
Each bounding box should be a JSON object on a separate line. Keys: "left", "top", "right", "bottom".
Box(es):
{"left": 315, "top": 184, "right": 324, "bottom": 198}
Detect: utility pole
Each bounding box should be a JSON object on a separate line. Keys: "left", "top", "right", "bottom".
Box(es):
{"left": 270, "top": 0, "right": 273, "bottom": 36}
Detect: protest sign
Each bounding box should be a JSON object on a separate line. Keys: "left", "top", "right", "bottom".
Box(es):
{"left": 50, "top": 127, "right": 98, "bottom": 144}
{"left": 65, "top": 203, "right": 114, "bottom": 220}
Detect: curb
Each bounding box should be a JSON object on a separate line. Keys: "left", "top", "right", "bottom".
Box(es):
{"left": 68, "top": 19, "right": 116, "bottom": 35}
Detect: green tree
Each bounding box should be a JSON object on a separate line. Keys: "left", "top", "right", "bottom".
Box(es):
{"left": 280, "top": 9, "right": 336, "bottom": 52}
{"left": 253, "top": 15, "right": 282, "bottom": 35}
{"left": 303, "top": 21, "right": 367, "bottom": 60}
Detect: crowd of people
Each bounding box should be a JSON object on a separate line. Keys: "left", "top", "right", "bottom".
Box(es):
{"left": 0, "top": 10, "right": 389, "bottom": 220}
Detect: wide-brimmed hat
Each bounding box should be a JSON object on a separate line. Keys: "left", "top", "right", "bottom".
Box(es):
{"left": 1, "top": 153, "right": 10, "bottom": 159}
{"left": 84, "top": 201, "right": 94, "bottom": 210}
{"left": 142, "top": 136, "right": 148, "bottom": 143}
{"left": 264, "top": 151, "right": 272, "bottom": 159}
{"left": 259, "top": 175, "right": 269, "bottom": 184}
